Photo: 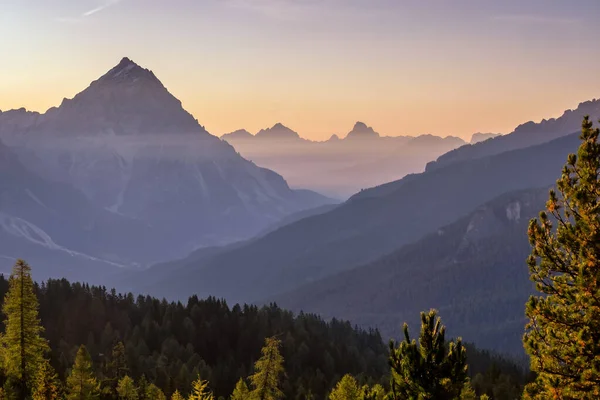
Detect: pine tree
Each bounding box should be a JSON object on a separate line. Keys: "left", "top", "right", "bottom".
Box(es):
{"left": 230, "top": 379, "right": 250, "bottom": 400}
{"left": 329, "top": 375, "right": 361, "bottom": 400}
{"left": 524, "top": 115, "right": 600, "bottom": 399}
{"left": 32, "top": 359, "right": 60, "bottom": 400}
{"left": 116, "top": 376, "right": 138, "bottom": 400}
{"left": 170, "top": 390, "right": 184, "bottom": 400}
{"left": 249, "top": 337, "right": 285, "bottom": 400}
{"left": 145, "top": 384, "right": 166, "bottom": 400}
{"left": 388, "top": 309, "right": 468, "bottom": 400}
{"left": 66, "top": 345, "right": 100, "bottom": 400}
{"left": 188, "top": 376, "right": 214, "bottom": 400}
{"left": 0, "top": 260, "right": 50, "bottom": 399}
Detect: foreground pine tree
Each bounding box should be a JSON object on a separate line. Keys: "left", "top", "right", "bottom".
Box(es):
{"left": 388, "top": 310, "right": 468, "bottom": 400}
{"left": 249, "top": 337, "right": 285, "bottom": 400}
{"left": 0, "top": 259, "right": 50, "bottom": 399}
{"left": 524, "top": 116, "right": 600, "bottom": 399}
{"left": 66, "top": 345, "right": 100, "bottom": 400}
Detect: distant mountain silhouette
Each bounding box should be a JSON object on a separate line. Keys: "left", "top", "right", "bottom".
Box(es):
{"left": 134, "top": 131, "right": 581, "bottom": 307}
{"left": 221, "top": 122, "right": 465, "bottom": 197}
{"left": 470, "top": 132, "right": 501, "bottom": 144}
{"left": 255, "top": 123, "right": 303, "bottom": 140}
{"left": 275, "top": 187, "right": 548, "bottom": 355}
{"left": 345, "top": 122, "right": 380, "bottom": 140}
{"left": 427, "top": 99, "right": 600, "bottom": 170}
{"left": 0, "top": 57, "right": 333, "bottom": 270}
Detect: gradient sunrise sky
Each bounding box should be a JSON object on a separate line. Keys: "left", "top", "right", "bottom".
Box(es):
{"left": 2, "top": 0, "right": 600, "bottom": 140}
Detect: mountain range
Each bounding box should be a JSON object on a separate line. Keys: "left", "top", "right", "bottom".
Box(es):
{"left": 427, "top": 99, "right": 600, "bottom": 171}
{"left": 221, "top": 121, "right": 466, "bottom": 197}
{"left": 3, "top": 55, "right": 597, "bottom": 356}
{"left": 128, "top": 96, "right": 593, "bottom": 354}
{"left": 0, "top": 57, "right": 334, "bottom": 278}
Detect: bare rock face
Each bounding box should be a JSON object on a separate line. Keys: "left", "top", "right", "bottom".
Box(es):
{"left": 0, "top": 58, "right": 332, "bottom": 269}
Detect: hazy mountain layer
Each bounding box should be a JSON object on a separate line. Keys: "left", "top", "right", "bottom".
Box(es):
{"left": 136, "top": 132, "right": 580, "bottom": 306}
{"left": 222, "top": 122, "right": 465, "bottom": 198}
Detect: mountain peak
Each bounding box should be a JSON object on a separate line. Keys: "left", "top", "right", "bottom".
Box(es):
{"left": 98, "top": 57, "right": 158, "bottom": 85}
{"left": 256, "top": 123, "right": 300, "bottom": 140}
{"left": 346, "top": 121, "right": 379, "bottom": 140}
{"left": 221, "top": 129, "right": 254, "bottom": 141}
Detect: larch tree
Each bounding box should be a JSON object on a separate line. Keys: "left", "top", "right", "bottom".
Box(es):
{"left": 32, "top": 359, "right": 60, "bottom": 400}
{"left": 249, "top": 337, "right": 285, "bottom": 400}
{"left": 170, "top": 390, "right": 184, "bottom": 400}
{"left": 361, "top": 384, "right": 386, "bottom": 400}
{"left": 66, "top": 345, "right": 100, "bottom": 400}
{"left": 328, "top": 375, "right": 361, "bottom": 400}
{"left": 145, "top": 383, "right": 166, "bottom": 400}
{"left": 0, "top": 259, "right": 49, "bottom": 399}
{"left": 116, "top": 376, "right": 138, "bottom": 400}
{"left": 230, "top": 378, "right": 250, "bottom": 400}
{"left": 388, "top": 309, "right": 468, "bottom": 400}
{"left": 524, "top": 116, "right": 600, "bottom": 399}
{"left": 188, "top": 376, "right": 214, "bottom": 400}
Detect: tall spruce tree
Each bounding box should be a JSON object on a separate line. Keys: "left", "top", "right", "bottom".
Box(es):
{"left": 388, "top": 310, "right": 468, "bottom": 400}
{"left": 524, "top": 116, "right": 600, "bottom": 399}
{"left": 66, "top": 345, "right": 100, "bottom": 400}
{"left": 0, "top": 259, "right": 49, "bottom": 399}
{"left": 104, "top": 341, "right": 128, "bottom": 396}
{"left": 249, "top": 337, "right": 285, "bottom": 400}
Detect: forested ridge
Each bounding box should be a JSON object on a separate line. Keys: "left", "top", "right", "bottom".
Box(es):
{"left": 0, "top": 271, "right": 526, "bottom": 399}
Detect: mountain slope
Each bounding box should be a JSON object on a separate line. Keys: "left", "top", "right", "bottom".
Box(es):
{"left": 136, "top": 131, "right": 581, "bottom": 304}
{"left": 0, "top": 57, "right": 333, "bottom": 262}
{"left": 274, "top": 188, "right": 549, "bottom": 355}
{"left": 0, "top": 138, "right": 152, "bottom": 281}
{"left": 427, "top": 99, "right": 600, "bottom": 171}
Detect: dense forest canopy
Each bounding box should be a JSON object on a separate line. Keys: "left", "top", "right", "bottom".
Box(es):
{"left": 0, "top": 269, "right": 527, "bottom": 399}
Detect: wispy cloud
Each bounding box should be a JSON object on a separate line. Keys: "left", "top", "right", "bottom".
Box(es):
{"left": 57, "top": 0, "right": 122, "bottom": 23}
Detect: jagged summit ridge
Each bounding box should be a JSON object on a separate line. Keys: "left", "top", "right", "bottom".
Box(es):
{"left": 255, "top": 123, "right": 301, "bottom": 140}
{"left": 97, "top": 57, "right": 161, "bottom": 86}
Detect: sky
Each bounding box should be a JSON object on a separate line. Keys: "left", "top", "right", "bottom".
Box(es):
{"left": 2, "top": 0, "right": 600, "bottom": 141}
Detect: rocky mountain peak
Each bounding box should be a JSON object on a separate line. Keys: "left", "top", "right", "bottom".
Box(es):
{"left": 256, "top": 123, "right": 301, "bottom": 140}
{"left": 345, "top": 121, "right": 379, "bottom": 139}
